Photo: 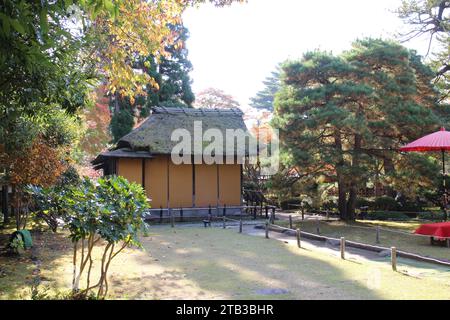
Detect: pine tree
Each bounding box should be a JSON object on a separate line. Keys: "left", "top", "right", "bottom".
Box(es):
{"left": 249, "top": 65, "right": 281, "bottom": 111}
{"left": 272, "top": 39, "right": 443, "bottom": 220}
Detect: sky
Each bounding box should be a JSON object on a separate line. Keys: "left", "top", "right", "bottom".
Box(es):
{"left": 183, "top": 0, "right": 430, "bottom": 109}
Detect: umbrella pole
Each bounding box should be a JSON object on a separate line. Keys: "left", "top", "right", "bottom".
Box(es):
{"left": 443, "top": 150, "right": 448, "bottom": 221}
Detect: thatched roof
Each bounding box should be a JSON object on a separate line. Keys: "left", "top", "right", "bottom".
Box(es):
{"left": 116, "top": 106, "right": 256, "bottom": 156}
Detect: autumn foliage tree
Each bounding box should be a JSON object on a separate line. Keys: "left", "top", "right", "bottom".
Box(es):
{"left": 194, "top": 88, "right": 240, "bottom": 109}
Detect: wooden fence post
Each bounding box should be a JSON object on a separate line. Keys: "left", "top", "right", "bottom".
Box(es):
{"left": 376, "top": 226, "right": 380, "bottom": 244}
{"left": 296, "top": 228, "right": 301, "bottom": 248}
{"left": 265, "top": 222, "right": 269, "bottom": 239}
{"left": 223, "top": 215, "right": 226, "bottom": 229}
{"left": 340, "top": 237, "right": 346, "bottom": 259}
{"left": 289, "top": 215, "right": 293, "bottom": 229}
{"left": 316, "top": 218, "right": 320, "bottom": 234}
{"left": 239, "top": 219, "right": 243, "bottom": 233}
{"left": 391, "top": 247, "right": 397, "bottom": 271}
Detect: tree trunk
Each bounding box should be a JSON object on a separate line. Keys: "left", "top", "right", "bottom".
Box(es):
{"left": 383, "top": 156, "right": 396, "bottom": 198}
{"left": 346, "top": 186, "right": 357, "bottom": 220}
{"left": 1, "top": 185, "right": 9, "bottom": 225}
{"left": 334, "top": 130, "right": 348, "bottom": 220}
{"left": 346, "top": 133, "right": 362, "bottom": 221}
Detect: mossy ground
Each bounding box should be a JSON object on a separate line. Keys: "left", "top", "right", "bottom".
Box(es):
{"left": 1, "top": 224, "right": 450, "bottom": 299}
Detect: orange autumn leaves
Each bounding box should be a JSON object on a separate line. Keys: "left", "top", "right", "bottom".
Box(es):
{"left": 5, "top": 138, "right": 66, "bottom": 187}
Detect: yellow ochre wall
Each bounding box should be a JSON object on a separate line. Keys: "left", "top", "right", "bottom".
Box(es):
{"left": 218, "top": 164, "right": 241, "bottom": 206}
{"left": 169, "top": 160, "right": 193, "bottom": 207}
{"left": 144, "top": 156, "right": 168, "bottom": 208}
{"left": 116, "top": 156, "right": 241, "bottom": 208}
{"left": 194, "top": 164, "right": 218, "bottom": 207}
{"left": 117, "top": 158, "right": 142, "bottom": 185}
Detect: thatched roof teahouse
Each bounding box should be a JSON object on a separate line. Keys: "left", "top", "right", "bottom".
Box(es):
{"left": 93, "top": 107, "right": 254, "bottom": 213}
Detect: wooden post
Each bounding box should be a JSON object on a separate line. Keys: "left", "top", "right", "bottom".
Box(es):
{"left": 170, "top": 209, "right": 174, "bottom": 228}
{"left": 223, "top": 204, "right": 227, "bottom": 217}
{"left": 376, "top": 226, "right": 380, "bottom": 244}
{"left": 239, "top": 219, "right": 243, "bottom": 233}
{"left": 208, "top": 205, "right": 211, "bottom": 216}
{"left": 316, "top": 218, "right": 320, "bottom": 234}
{"left": 296, "top": 228, "right": 301, "bottom": 248}
{"left": 159, "top": 206, "right": 163, "bottom": 223}
{"left": 223, "top": 215, "right": 226, "bottom": 229}
{"left": 265, "top": 222, "right": 269, "bottom": 239}
{"left": 340, "top": 237, "right": 345, "bottom": 259}
{"left": 289, "top": 215, "right": 293, "bottom": 229}
{"left": 301, "top": 207, "right": 305, "bottom": 220}
{"left": 391, "top": 247, "right": 397, "bottom": 271}
{"left": 180, "top": 207, "right": 183, "bottom": 222}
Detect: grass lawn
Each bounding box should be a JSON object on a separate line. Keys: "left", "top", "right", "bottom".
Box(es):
{"left": 1, "top": 225, "right": 450, "bottom": 299}
{"left": 277, "top": 217, "right": 450, "bottom": 262}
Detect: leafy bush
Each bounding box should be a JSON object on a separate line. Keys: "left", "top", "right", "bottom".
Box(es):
{"left": 373, "top": 196, "right": 401, "bottom": 211}
{"left": 29, "top": 175, "right": 150, "bottom": 299}
{"left": 56, "top": 166, "right": 81, "bottom": 187}
{"left": 417, "top": 211, "right": 445, "bottom": 221}
{"left": 280, "top": 198, "right": 302, "bottom": 210}
{"left": 356, "top": 198, "right": 375, "bottom": 209}
{"left": 396, "top": 200, "right": 424, "bottom": 212}
{"left": 322, "top": 200, "right": 337, "bottom": 211}
{"left": 367, "top": 211, "right": 410, "bottom": 221}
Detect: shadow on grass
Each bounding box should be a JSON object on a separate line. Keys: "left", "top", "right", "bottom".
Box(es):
{"left": 131, "top": 227, "right": 383, "bottom": 300}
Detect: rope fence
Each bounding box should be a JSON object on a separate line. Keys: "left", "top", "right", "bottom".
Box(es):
{"left": 259, "top": 219, "right": 450, "bottom": 269}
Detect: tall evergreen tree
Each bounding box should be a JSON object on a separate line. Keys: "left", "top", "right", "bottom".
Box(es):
{"left": 109, "top": 23, "right": 195, "bottom": 140}
{"left": 109, "top": 95, "right": 135, "bottom": 143}
{"left": 272, "top": 39, "right": 443, "bottom": 220}
{"left": 142, "top": 23, "right": 195, "bottom": 116}
{"left": 249, "top": 65, "right": 281, "bottom": 111}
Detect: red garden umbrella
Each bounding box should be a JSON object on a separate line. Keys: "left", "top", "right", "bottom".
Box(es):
{"left": 399, "top": 127, "right": 450, "bottom": 219}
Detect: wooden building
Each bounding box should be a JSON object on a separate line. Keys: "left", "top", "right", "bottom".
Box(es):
{"left": 93, "top": 107, "right": 254, "bottom": 213}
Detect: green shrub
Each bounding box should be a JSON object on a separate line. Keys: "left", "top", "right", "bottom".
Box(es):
{"left": 417, "top": 211, "right": 445, "bottom": 221}
{"left": 373, "top": 196, "right": 400, "bottom": 211}
{"left": 28, "top": 175, "right": 150, "bottom": 299}
{"left": 280, "top": 198, "right": 302, "bottom": 210}
{"left": 367, "top": 211, "right": 410, "bottom": 221}
{"left": 356, "top": 198, "right": 375, "bottom": 209}
{"left": 397, "top": 201, "right": 423, "bottom": 212}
